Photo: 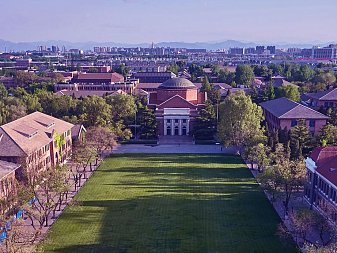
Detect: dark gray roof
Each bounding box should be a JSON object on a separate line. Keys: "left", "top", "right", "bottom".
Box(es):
{"left": 306, "top": 88, "right": 337, "bottom": 101}
{"left": 158, "top": 78, "right": 196, "bottom": 89}
{"left": 272, "top": 79, "right": 297, "bottom": 88}
{"left": 260, "top": 97, "right": 329, "bottom": 119}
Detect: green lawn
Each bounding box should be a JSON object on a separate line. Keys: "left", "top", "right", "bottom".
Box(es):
{"left": 40, "top": 154, "right": 297, "bottom": 253}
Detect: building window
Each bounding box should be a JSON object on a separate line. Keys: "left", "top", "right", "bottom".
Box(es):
{"left": 167, "top": 119, "right": 171, "bottom": 124}
{"left": 309, "top": 120, "right": 315, "bottom": 128}
{"left": 291, "top": 120, "right": 297, "bottom": 127}
{"left": 182, "top": 119, "right": 187, "bottom": 123}
{"left": 175, "top": 119, "right": 179, "bottom": 124}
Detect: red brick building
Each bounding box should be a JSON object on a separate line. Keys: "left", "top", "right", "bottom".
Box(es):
{"left": 148, "top": 78, "right": 206, "bottom": 136}
{"left": 260, "top": 97, "right": 329, "bottom": 135}
{"left": 305, "top": 146, "right": 337, "bottom": 224}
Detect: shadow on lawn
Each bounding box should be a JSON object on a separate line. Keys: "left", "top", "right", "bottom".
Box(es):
{"left": 48, "top": 194, "right": 298, "bottom": 253}
{"left": 45, "top": 154, "right": 299, "bottom": 253}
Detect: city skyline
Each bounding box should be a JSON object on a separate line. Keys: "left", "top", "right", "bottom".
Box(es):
{"left": 1, "top": 0, "right": 337, "bottom": 44}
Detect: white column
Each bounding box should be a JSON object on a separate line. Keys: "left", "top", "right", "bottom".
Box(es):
{"left": 186, "top": 119, "right": 190, "bottom": 135}
{"left": 164, "top": 119, "right": 167, "bottom": 136}
{"left": 179, "top": 120, "right": 182, "bottom": 135}
{"left": 171, "top": 120, "right": 174, "bottom": 136}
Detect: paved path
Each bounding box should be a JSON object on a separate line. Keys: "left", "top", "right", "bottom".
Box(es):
{"left": 113, "top": 144, "right": 237, "bottom": 154}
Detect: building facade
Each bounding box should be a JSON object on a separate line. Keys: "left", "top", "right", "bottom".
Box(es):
{"left": 305, "top": 146, "right": 337, "bottom": 224}
{"left": 260, "top": 97, "right": 329, "bottom": 135}
{"left": 305, "top": 88, "right": 337, "bottom": 109}
{"left": 148, "top": 78, "right": 206, "bottom": 136}
{"left": 0, "top": 112, "right": 74, "bottom": 180}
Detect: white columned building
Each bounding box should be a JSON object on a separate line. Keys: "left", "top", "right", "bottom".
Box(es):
{"left": 163, "top": 108, "right": 190, "bottom": 136}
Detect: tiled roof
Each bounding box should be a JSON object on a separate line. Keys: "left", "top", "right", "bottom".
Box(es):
{"left": 272, "top": 79, "right": 297, "bottom": 88}
{"left": 310, "top": 146, "right": 337, "bottom": 187}
{"left": 55, "top": 89, "right": 126, "bottom": 98}
{"left": 77, "top": 72, "right": 124, "bottom": 82}
{"left": 260, "top": 97, "right": 329, "bottom": 119}
{"left": 71, "top": 124, "right": 86, "bottom": 140}
{"left": 306, "top": 88, "right": 337, "bottom": 101}
{"left": 0, "top": 112, "right": 74, "bottom": 156}
{"left": 0, "top": 160, "right": 20, "bottom": 180}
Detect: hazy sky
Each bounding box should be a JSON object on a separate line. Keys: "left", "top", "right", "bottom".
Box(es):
{"left": 1, "top": 0, "right": 337, "bottom": 43}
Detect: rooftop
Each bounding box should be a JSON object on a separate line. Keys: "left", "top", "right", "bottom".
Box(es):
{"left": 310, "top": 146, "right": 337, "bottom": 187}
{"left": 260, "top": 97, "right": 329, "bottom": 119}
{"left": 0, "top": 160, "right": 20, "bottom": 180}
{"left": 306, "top": 88, "right": 337, "bottom": 101}
{"left": 0, "top": 111, "right": 74, "bottom": 156}
{"left": 158, "top": 78, "right": 196, "bottom": 90}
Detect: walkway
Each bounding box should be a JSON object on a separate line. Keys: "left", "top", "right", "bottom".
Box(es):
{"left": 113, "top": 144, "right": 237, "bottom": 154}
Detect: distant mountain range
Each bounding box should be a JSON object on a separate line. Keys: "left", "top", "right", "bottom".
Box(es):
{"left": 0, "top": 39, "right": 336, "bottom": 52}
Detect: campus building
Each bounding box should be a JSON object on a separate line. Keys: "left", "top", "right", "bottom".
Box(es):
{"left": 260, "top": 97, "right": 329, "bottom": 135}
{"left": 148, "top": 78, "right": 206, "bottom": 136}
{"left": 305, "top": 146, "right": 337, "bottom": 224}
{"left": 0, "top": 112, "right": 74, "bottom": 180}
{"left": 305, "top": 88, "right": 337, "bottom": 109}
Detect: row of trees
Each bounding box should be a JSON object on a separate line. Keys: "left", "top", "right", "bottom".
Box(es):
{"left": 0, "top": 83, "right": 158, "bottom": 140}
{"left": 0, "top": 126, "right": 117, "bottom": 252}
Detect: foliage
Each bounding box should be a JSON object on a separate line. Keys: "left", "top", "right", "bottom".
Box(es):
{"left": 139, "top": 106, "right": 157, "bottom": 139}
{"left": 319, "top": 124, "right": 337, "bottom": 146}
{"left": 289, "top": 119, "right": 311, "bottom": 159}
{"left": 235, "top": 64, "right": 255, "bottom": 86}
{"left": 192, "top": 100, "right": 217, "bottom": 140}
{"left": 276, "top": 85, "right": 301, "bottom": 102}
{"left": 218, "top": 91, "right": 265, "bottom": 151}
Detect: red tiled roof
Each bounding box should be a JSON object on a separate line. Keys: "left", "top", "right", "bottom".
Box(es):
{"left": 310, "top": 146, "right": 337, "bottom": 187}
{"left": 77, "top": 72, "right": 124, "bottom": 82}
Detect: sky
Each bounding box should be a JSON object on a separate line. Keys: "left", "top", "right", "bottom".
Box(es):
{"left": 1, "top": 0, "right": 337, "bottom": 44}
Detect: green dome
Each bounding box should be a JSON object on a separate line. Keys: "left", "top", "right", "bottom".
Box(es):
{"left": 159, "top": 78, "right": 196, "bottom": 89}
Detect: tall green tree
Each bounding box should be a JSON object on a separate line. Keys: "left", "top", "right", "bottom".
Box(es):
{"left": 192, "top": 100, "right": 217, "bottom": 140}
{"left": 289, "top": 119, "right": 311, "bottom": 160}
{"left": 218, "top": 91, "right": 265, "bottom": 151}
{"left": 139, "top": 106, "right": 157, "bottom": 139}
{"left": 81, "top": 96, "right": 112, "bottom": 127}
{"left": 235, "top": 65, "right": 255, "bottom": 86}
{"left": 276, "top": 85, "right": 300, "bottom": 102}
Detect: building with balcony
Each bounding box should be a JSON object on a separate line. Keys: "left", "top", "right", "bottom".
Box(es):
{"left": 305, "top": 146, "right": 337, "bottom": 224}
{"left": 260, "top": 97, "right": 329, "bottom": 135}
{"left": 0, "top": 112, "right": 74, "bottom": 181}
{"left": 148, "top": 78, "right": 206, "bottom": 136}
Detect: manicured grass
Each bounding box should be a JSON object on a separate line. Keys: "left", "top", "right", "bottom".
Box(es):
{"left": 40, "top": 154, "right": 298, "bottom": 253}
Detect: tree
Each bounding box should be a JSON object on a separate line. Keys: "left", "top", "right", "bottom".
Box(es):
{"left": 115, "top": 64, "right": 129, "bottom": 77}
{"left": 105, "top": 94, "right": 137, "bottom": 124}
{"left": 289, "top": 120, "right": 311, "bottom": 160}
{"left": 86, "top": 126, "right": 117, "bottom": 156}
{"left": 20, "top": 165, "right": 69, "bottom": 229}
{"left": 274, "top": 159, "right": 306, "bottom": 212}
{"left": 167, "top": 63, "right": 179, "bottom": 75}
{"left": 139, "top": 106, "right": 157, "bottom": 139}
{"left": 80, "top": 96, "right": 112, "bottom": 127}
{"left": 192, "top": 100, "right": 216, "bottom": 140}
{"left": 244, "top": 143, "right": 270, "bottom": 172}
{"left": 0, "top": 83, "right": 8, "bottom": 99}
{"left": 319, "top": 124, "right": 337, "bottom": 146}
{"left": 235, "top": 65, "right": 255, "bottom": 86}
{"left": 276, "top": 85, "right": 300, "bottom": 102}
{"left": 218, "top": 91, "right": 265, "bottom": 152}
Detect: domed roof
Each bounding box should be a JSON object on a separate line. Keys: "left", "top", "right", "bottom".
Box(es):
{"left": 158, "top": 78, "right": 196, "bottom": 89}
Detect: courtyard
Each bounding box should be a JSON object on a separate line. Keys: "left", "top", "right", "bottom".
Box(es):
{"left": 40, "top": 154, "right": 297, "bottom": 253}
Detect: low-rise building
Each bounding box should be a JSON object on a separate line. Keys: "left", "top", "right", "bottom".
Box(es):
{"left": 0, "top": 112, "right": 74, "bottom": 181}
{"left": 260, "top": 97, "right": 329, "bottom": 135}
{"left": 305, "top": 88, "right": 337, "bottom": 109}
{"left": 305, "top": 146, "right": 337, "bottom": 224}
{"left": 0, "top": 160, "right": 20, "bottom": 201}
